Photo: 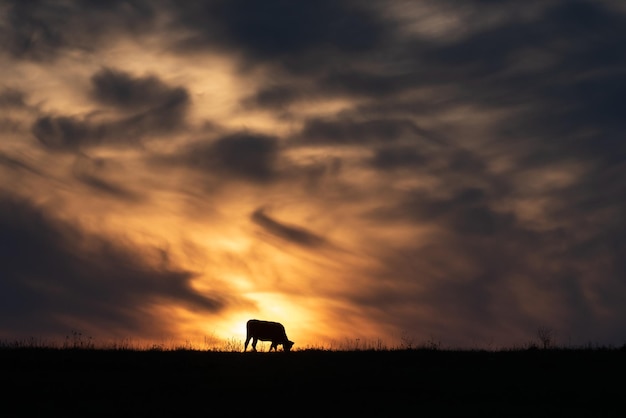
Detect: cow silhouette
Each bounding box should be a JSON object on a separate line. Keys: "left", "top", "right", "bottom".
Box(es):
{"left": 244, "top": 319, "right": 294, "bottom": 352}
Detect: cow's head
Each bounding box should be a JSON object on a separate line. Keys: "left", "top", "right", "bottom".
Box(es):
{"left": 284, "top": 340, "right": 294, "bottom": 352}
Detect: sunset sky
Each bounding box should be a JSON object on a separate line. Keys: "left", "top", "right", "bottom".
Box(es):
{"left": 2, "top": 0, "right": 626, "bottom": 350}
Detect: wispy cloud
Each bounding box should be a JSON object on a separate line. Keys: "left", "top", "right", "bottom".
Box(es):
{"left": 251, "top": 207, "right": 328, "bottom": 248}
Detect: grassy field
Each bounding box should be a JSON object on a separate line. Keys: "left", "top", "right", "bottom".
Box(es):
{"left": 2, "top": 346, "right": 624, "bottom": 417}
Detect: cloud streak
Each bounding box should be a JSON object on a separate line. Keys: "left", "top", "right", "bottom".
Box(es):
{"left": 0, "top": 193, "right": 231, "bottom": 340}
{"left": 251, "top": 207, "right": 328, "bottom": 249}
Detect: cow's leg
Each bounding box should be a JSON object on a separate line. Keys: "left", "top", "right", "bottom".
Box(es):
{"left": 251, "top": 337, "right": 258, "bottom": 352}
{"left": 244, "top": 335, "right": 251, "bottom": 352}
{"left": 270, "top": 342, "right": 277, "bottom": 351}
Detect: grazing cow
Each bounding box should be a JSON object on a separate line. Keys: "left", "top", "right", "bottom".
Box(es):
{"left": 244, "top": 319, "right": 294, "bottom": 352}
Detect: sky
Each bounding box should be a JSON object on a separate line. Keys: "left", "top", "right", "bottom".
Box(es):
{"left": 1, "top": 0, "right": 626, "bottom": 350}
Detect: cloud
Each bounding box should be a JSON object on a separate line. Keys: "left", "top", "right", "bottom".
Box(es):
{"left": 251, "top": 207, "right": 328, "bottom": 248}
{"left": 0, "top": 0, "right": 159, "bottom": 61}
{"left": 0, "top": 88, "right": 28, "bottom": 108}
{"left": 164, "top": 132, "right": 281, "bottom": 184}
{"left": 241, "top": 84, "right": 308, "bottom": 111}
{"left": 0, "top": 152, "right": 44, "bottom": 177}
{"left": 171, "top": 0, "right": 389, "bottom": 62}
{"left": 368, "top": 146, "right": 427, "bottom": 170}
{"left": 297, "top": 117, "right": 442, "bottom": 146}
{"left": 0, "top": 88, "right": 36, "bottom": 134}
{"left": 90, "top": 67, "right": 188, "bottom": 111}
{"left": 0, "top": 192, "right": 229, "bottom": 339}
{"left": 71, "top": 155, "right": 144, "bottom": 202}
{"left": 32, "top": 116, "right": 97, "bottom": 150}
{"left": 31, "top": 68, "right": 190, "bottom": 151}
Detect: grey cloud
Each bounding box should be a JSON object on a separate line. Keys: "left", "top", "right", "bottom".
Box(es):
{"left": 239, "top": 62, "right": 424, "bottom": 113}
{"left": 32, "top": 115, "right": 99, "bottom": 150}
{"left": 72, "top": 155, "right": 144, "bottom": 202}
{"left": 32, "top": 68, "right": 189, "bottom": 151}
{"left": 350, "top": 182, "right": 626, "bottom": 345}
{"left": 0, "top": 152, "right": 44, "bottom": 177}
{"left": 366, "top": 215, "right": 626, "bottom": 347}
{"left": 241, "top": 84, "right": 307, "bottom": 110}
{"left": 319, "top": 70, "right": 420, "bottom": 98}
{"left": 298, "top": 117, "right": 443, "bottom": 146}
{"left": 171, "top": 0, "right": 389, "bottom": 62}
{"left": 0, "top": 88, "right": 28, "bottom": 108}
{"left": 449, "top": 206, "right": 516, "bottom": 237}
{"left": 433, "top": 1, "right": 626, "bottom": 242}
{"left": 75, "top": 173, "right": 143, "bottom": 202}
{"left": 30, "top": 110, "right": 178, "bottom": 151}
{"left": 0, "top": 192, "right": 227, "bottom": 339}
{"left": 238, "top": 0, "right": 626, "bottom": 139}
{"left": 91, "top": 67, "right": 191, "bottom": 134}
{"left": 117, "top": 87, "right": 189, "bottom": 132}
{"left": 91, "top": 67, "right": 188, "bottom": 111}
{"left": 368, "top": 187, "right": 516, "bottom": 236}
{"left": 251, "top": 207, "right": 327, "bottom": 248}
{"left": 0, "top": 118, "right": 23, "bottom": 134}
{"left": 1, "top": 0, "right": 64, "bottom": 61}
{"left": 292, "top": 1, "right": 626, "bottom": 223}
{"left": 173, "top": 132, "right": 280, "bottom": 184}
{"left": 368, "top": 146, "right": 426, "bottom": 170}
{"left": 421, "top": 1, "right": 626, "bottom": 137}
{"left": 0, "top": 88, "right": 34, "bottom": 133}
{"left": 1, "top": 0, "right": 158, "bottom": 61}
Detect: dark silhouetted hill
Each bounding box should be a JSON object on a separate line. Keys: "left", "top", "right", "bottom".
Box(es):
{"left": 2, "top": 347, "right": 624, "bottom": 417}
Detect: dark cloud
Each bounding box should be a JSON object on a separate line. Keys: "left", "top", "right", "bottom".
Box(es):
{"left": 0, "top": 152, "right": 43, "bottom": 177}
{"left": 352, "top": 177, "right": 626, "bottom": 345}
{"left": 242, "top": 79, "right": 414, "bottom": 114}
{"left": 298, "top": 117, "right": 444, "bottom": 146}
{"left": 0, "top": 193, "right": 226, "bottom": 339}
{"left": 367, "top": 187, "right": 516, "bottom": 236}
{"left": 72, "top": 155, "right": 144, "bottom": 202}
{"left": 251, "top": 207, "right": 327, "bottom": 248}
{"left": 368, "top": 146, "right": 426, "bottom": 171}
{"left": 76, "top": 173, "right": 143, "bottom": 201}
{"left": 241, "top": 84, "right": 307, "bottom": 111}
{"left": 32, "top": 116, "right": 98, "bottom": 150}
{"left": 0, "top": 0, "right": 158, "bottom": 61}
{"left": 91, "top": 67, "right": 188, "bottom": 111}
{"left": 421, "top": 1, "right": 626, "bottom": 249}
{"left": 0, "top": 118, "right": 23, "bottom": 134}
{"left": 171, "top": 0, "right": 388, "bottom": 61}
{"left": 419, "top": 1, "right": 626, "bottom": 145}
{"left": 0, "top": 88, "right": 28, "bottom": 108}
{"left": 32, "top": 68, "right": 189, "bottom": 151}
{"left": 319, "top": 70, "right": 421, "bottom": 98}
{"left": 116, "top": 85, "right": 190, "bottom": 132}
{"left": 225, "top": 0, "right": 626, "bottom": 146}
{"left": 298, "top": 0, "right": 626, "bottom": 233}
{"left": 0, "top": 89, "right": 32, "bottom": 133}
{"left": 171, "top": 132, "right": 280, "bottom": 184}
{"left": 1, "top": 0, "right": 64, "bottom": 61}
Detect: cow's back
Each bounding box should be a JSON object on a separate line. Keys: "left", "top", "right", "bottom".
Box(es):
{"left": 247, "top": 319, "right": 287, "bottom": 340}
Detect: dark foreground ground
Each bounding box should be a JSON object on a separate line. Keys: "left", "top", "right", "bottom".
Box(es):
{"left": 1, "top": 347, "right": 624, "bottom": 417}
